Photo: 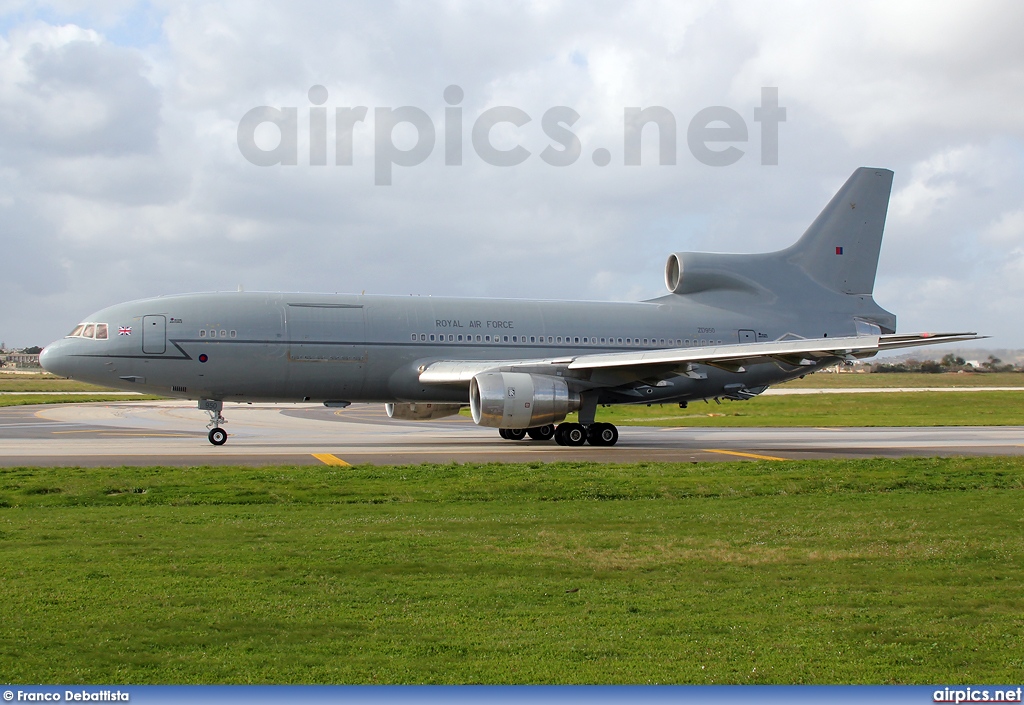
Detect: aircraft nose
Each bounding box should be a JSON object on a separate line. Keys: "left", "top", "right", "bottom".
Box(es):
{"left": 39, "top": 339, "right": 72, "bottom": 377}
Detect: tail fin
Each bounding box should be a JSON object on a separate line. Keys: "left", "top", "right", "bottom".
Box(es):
{"left": 784, "top": 167, "right": 893, "bottom": 295}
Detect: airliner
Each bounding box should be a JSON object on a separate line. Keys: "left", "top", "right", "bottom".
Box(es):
{"left": 39, "top": 168, "right": 980, "bottom": 446}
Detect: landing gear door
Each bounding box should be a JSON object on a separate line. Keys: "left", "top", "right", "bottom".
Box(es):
{"left": 738, "top": 329, "right": 756, "bottom": 344}
{"left": 142, "top": 315, "right": 167, "bottom": 354}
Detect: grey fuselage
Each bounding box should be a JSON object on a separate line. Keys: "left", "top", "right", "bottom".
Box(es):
{"left": 39, "top": 287, "right": 892, "bottom": 407}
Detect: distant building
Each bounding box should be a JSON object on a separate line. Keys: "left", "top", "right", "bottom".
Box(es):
{"left": 2, "top": 353, "right": 41, "bottom": 368}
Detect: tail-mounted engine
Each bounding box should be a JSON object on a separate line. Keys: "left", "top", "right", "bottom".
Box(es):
{"left": 470, "top": 372, "right": 580, "bottom": 429}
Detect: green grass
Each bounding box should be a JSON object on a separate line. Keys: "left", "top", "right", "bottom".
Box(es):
{"left": 0, "top": 372, "right": 160, "bottom": 405}
{"left": 0, "top": 372, "right": 121, "bottom": 392}
{"left": 0, "top": 394, "right": 162, "bottom": 407}
{"left": 779, "top": 371, "right": 1024, "bottom": 388}
{"left": 1, "top": 458, "right": 1022, "bottom": 684}
{"left": 585, "top": 391, "right": 1024, "bottom": 427}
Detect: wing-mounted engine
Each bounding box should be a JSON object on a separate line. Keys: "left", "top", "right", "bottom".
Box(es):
{"left": 470, "top": 372, "right": 580, "bottom": 429}
{"left": 385, "top": 402, "right": 464, "bottom": 420}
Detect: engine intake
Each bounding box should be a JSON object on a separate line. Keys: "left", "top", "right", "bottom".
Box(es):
{"left": 470, "top": 372, "right": 580, "bottom": 429}
{"left": 665, "top": 251, "right": 761, "bottom": 295}
{"left": 385, "top": 402, "right": 464, "bottom": 420}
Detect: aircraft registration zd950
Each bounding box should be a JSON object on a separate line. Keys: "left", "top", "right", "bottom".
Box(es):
{"left": 40, "top": 167, "right": 981, "bottom": 446}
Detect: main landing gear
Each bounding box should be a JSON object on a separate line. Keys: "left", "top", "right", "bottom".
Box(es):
{"left": 199, "top": 399, "right": 227, "bottom": 446}
{"left": 498, "top": 421, "right": 619, "bottom": 446}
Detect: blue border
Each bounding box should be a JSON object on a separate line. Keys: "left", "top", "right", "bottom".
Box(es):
{"left": 1, "top": 685, "right": 1022, "bottom": 705}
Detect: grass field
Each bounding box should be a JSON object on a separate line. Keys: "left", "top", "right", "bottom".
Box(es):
{"left": 0, "top": 372, "right": 161, "bottom": 407}
{"left": 778, "top": 371, "right": 1024, "bottom": 388}
{"left": 1, "top": 458, "right": 1022, "bottom": 684}
{"left": 584, "top": 390, "right": 1024, "bottom": 427}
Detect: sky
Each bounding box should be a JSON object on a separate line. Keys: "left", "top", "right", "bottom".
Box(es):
{"left": 1, "top": 0, "right": 1023, "bottom": 349}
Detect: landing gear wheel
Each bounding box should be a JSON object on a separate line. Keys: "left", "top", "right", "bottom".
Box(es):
{"left": 527, "top": 424, "right": 555, "bottom": 441}
{"left": 498, "top": 428, "right": 509, "bottom": 440}
{"left": 505, "top": 428, "right": 527, "bottom": 441}
{"left": 556, "top": 422, "right": 587, "bottom": 446}
{"left": 208, "top": 428, "right": 227, "bottom": 446}
{"left": 587, "top": 422, "right": 619, "bottom": 446}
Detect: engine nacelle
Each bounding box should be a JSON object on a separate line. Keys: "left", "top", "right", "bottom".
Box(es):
{"left": 665, "top": 251, "right": 761, "bottom": 295}
{"left": 385, "top": 402, "right": 464, "bottom": 421}
{"left": 469, "top": 372, "right": 580, "bottom": 429}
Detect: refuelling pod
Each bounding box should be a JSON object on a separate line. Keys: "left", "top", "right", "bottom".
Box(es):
{"left": 470, "top": 372, "right": 580, "bottom": 429}
{"left": 385, "top": 402, "right": 464, "bottom": 421}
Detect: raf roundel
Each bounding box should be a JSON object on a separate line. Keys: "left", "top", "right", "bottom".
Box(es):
{"left": 198, "top": 354, "right": 209, "bottom": 363}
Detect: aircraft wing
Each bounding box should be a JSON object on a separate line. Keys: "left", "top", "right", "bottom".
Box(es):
{"left": 417, "top": 332, "right": 984, "bottom": 384}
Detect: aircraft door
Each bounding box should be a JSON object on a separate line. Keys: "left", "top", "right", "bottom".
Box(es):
{"left": 286, "top": 303, "right": 366, "bottom": 397}
{"left": 738, "top": 329, "right": 756, "bottom": 344}
{"left": 142, "top": 315, "right": 167, "bottom": 354}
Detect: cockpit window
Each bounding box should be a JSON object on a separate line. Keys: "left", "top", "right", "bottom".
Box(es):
{"left": 66, "top": 322, "right": 110, "bottom": 340}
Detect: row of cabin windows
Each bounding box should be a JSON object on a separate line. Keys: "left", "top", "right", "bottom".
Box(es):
{"left": 410, "top": 333, "right": 725, "bottom": 346}
{"left": 199, "top": 329, "right": 237, "bottom": 338}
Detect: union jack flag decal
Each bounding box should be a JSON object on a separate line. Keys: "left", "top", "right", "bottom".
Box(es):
{"left": 118, "top": 326, "right": 132, "bottom": 336}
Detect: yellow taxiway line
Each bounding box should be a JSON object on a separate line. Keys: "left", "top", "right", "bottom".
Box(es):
{"left": 312, "top": 453, "right": 351, "bottom": 466}
{"left": 700, "top": 448, "right": 787, "bottom": 461}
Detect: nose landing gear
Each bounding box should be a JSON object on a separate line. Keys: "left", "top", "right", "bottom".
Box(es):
{"left": 199, "top": 399, "right": 227, "bottom": 445}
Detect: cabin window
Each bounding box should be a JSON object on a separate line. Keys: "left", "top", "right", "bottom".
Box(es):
{"left": 429, "top": 334, "right": 435, "bottom": 341}
{"left": 556, "top": 337, "right": 562, "bottom": 343}
{"left": 512, "top": 336, "right": 517, "bottom": 342}
{"left": 476, "top": 335, "right": 482, "bottom": 342}
{"left": 230, "top": 330, "right": 236, "bottom": 338}
{"left": 200, "top": 330, "right": 206, "bottom": 338}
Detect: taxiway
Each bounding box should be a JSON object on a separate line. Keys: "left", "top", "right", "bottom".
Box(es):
{"left": 0, "top": 401, "right": 1021, "bottom": 467}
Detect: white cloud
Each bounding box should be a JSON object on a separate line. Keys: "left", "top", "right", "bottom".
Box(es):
{"left": 2, "top": 1, "right": 1024, "bottom": 348}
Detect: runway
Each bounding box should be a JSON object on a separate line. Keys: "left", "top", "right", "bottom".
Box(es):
{"left": 0, "top": 400, "right": 1022, "bottom": 467}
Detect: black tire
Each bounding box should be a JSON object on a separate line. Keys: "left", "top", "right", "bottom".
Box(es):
{"left": 208, "top": 428, "right": 227, "bottom": 446}
{"left": 505, "top": 428, "right": 527, "bottom": 441}
{"left": 587, "top": 422, "right": 619, "bottom": 446}
{"left": 527, "top": 424, "right": 555, "bottom": 441}
{"left": 498, "top": 428, "right": 509, "bottom": 439}
{"left": 554, "top": 424, "right": 568, "bottom": 445}
{"left": 561, "top": 422, "right": 587, "bottom": 446}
